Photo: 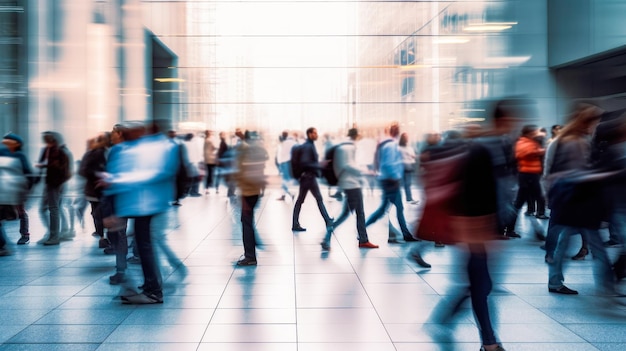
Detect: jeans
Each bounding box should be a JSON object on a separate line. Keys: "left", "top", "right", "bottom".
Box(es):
{"left": 242, "top": 195, "right": 259, "bottom": 259}
{"left": 39, "top": 184, "right": 64, "bottom": 240}
{"left": 324, "top": 188, "right": 369, "bottom": 244}
{"left": 402, "top": 170, "right": 414, "bottom": 202}
{"left": 108, "top": 217, "right": 128, "bottom": 273}
{"left": 278, "top": 162, "right": 293, "bottom": 196}
{"left": 292, "top": 173, "right": 332, "bottom": 227}
{"left": 133, "top": 215, "right": 162, "bottom": 298}
{"left": 548, "top": 226, "right": 614, "bottom": 292}
{"left": 365, "top": 179, "right": 411, "bottom": 239}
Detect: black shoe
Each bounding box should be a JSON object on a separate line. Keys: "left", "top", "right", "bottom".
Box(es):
{"left": 121, "top": 292, "right": 163, "bottom": 304}
{"left": 98, "top": 238, "right": 110, "bottom": 248}
{"left": 103, "top": 246, "right": 116, "bottom": 255}
{"left": 291, "top": 226, "right": 306, "bottom": 232}
{"left": 505, "top": 231, "right": 521, "bottom": 239}
{"left": 536, "top": 214, "right": 550, "bottom": 220}
{"left": 387, "top": 239, "right": 401, "bottom": 244}
{"left": 17, "top": 235, "right": 30, "bottom": 245}
{"left": 549, "top": 286, "right": 578, "bottom": 295}
{"left": 109, "top": 273, "right": 126, "bottom": 285}
{"left": 403, "top": 236, "right": 420, "bottom": 242}
{"left": 571, "top": 247, "right": 588, "bottom": 260}
{"left": 524, "top": 211, "right": 535, "bottom": 216}
{"left": 535, "top": 231, "right": 546, "bottom": 241}
{"left": 320, "top": 242, "right": 331, "bottom": 251}
{"left": 411, "top": 252, "right": 431, "bottom": 268}
{"left": 434, "top": 241, "right": 445, "bottom": 248}
{"left": 276, "top": 195, "right": 286, "bottom": 201}
{"left": 236, "top": 257, "right": 257, "bottom": 266}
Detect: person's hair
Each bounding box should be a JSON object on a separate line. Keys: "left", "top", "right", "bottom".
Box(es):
{"left": 399, "top": 132, "right": 408, "bottom": 147}
{"left": 559, "top": 104, "right": 603, "bottom": 142}
{"left": 520, "top": 124, "right": 538, "bottom": 137}
{"left": 550, "top": 124, "right": 562, "bottom": 137}
{"left": 281, "top": 131, "right": 289, "bottom": 139}
{"left": 389, "top": 122, "right": 400, "bottom": 138}
{"left": 306, "top": 127, "right": 316, "bottom": 138}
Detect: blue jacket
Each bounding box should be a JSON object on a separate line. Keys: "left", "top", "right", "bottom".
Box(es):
{"left": 103, "top": 133, "right": 178, "bottom": 217}
{"left": 378, "top": 138, "right": 403, "bottom": 181}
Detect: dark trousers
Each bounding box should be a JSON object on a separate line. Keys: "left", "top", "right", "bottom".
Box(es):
{"left": 467, "top": 243, "right": 497, "bottom": 345}
{"left": 514, "top": 172, "right": 545, "bottom": 215}
{"left": 0, "top": 222, "right": 6, "bottom": 249}
{"left": 205, "top": 164, "right": 216, "bottom": 189}
{"left": 329, "top": 188, "right": 369, "bottom": 243}
{"left": 292, "top": 173, "right": 332, "bottom": 227}
{"left": 16, "top": 205, "right": 29, "bottom": 235}
{"left": 242, "top": 195, "right": 259, "bottom": 259}
{"left": 427, "top": 244, "right": 497, "bottom": 346}
{"left": 365, "top": 179, "right": 411, "bottom": 238}
{"left": 89, "top": 201, "right": 104, "bottom": 237}
{"left": 133, "top": 215, "right": 162, "bottom": 298}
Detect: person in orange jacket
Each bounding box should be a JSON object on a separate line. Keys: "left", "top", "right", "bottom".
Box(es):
{"left": 514, "top": 124, "right": 549, "bottom": 223}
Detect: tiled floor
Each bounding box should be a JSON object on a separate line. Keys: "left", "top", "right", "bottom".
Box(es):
{"left": 1, "top": 182, "right": 625, "bottom": 350}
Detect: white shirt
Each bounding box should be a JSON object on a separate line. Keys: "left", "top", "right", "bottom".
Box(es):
{"left": 277, "top": 137, "right": 297, "bottom": 164}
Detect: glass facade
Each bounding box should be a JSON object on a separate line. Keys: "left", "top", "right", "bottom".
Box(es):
{"left": 2, "top": 0, "right": 625, "bottom": 160}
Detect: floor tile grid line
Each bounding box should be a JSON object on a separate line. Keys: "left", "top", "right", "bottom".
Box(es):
{"left": 336, "top": 226, "right": 410, "bottom": 348}
{"left": 195, "top": 268, "right": 236, "bottom": 350}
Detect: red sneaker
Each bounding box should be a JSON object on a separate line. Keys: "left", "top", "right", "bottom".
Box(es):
{"left": 358, "top": 242, "right": 379, "bottom": 249}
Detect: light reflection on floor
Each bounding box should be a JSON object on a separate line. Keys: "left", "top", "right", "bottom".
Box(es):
{"left": 0, "top": 184, "right": 624, "bottom": 350}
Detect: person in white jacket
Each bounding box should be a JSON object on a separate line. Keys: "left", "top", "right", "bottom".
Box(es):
{"left": 321, "top": 128, "right": 378, "bottom": 250}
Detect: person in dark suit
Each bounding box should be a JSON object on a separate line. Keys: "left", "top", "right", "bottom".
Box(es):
{"left": 291, "top": 127, "right": 332, "bottom": 232}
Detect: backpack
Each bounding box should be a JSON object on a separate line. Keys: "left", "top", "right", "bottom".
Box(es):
{"left": 373, "top": 139, "right": 393, "bottom": 173}
{"left": 321, "top": 143, "right": 348, "bottom": 186}
{"left": 290, "top": 144, "right": 304, "bottom": 179}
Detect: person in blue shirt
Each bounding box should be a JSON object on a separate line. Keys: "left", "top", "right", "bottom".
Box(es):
{"left": 99, "top": 120, "right": 179, "bottom": 304}
{"left": 366, "top": 122, "right": 430, "bottom": 267}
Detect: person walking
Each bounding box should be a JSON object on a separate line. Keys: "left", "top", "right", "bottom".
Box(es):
{"left": 203, "top": 130, "right": 218, "bottom": 194}
{"left": 234, "top": 130, "right": 268, "bottom": 266}
{"left": 291, "top": 127, "right": 333, "bottom": 232}
{"left": 37, "top": 131, "right": 73, "bottom": 246}
{"left": 322, "top": 128, "right": 378, "bottom": 250}
{"left": 425, "top": 135, "right": 507, "bottom": 351}
{"left": 365, "top": 122, "right": 419, "bottom": 244}
{"left": 99, "top": 120, "right": 179, "bottom": 304}
{"left": 544, "top": 104, "right": 609, "bottom": 295}
{"left": 0, "top": 142, "right": 30, "bottom": 255}
{"left": 79, "top": 133, "right": 111, "bottom": 249}
{"left": 1, "top": 133, "right": 35, "bottom": 245}
{"left": 399, "top": 132, "right": 418, "bottom": 203}
{"left": 276, "top": 130, "right": 296, "bottom": 201}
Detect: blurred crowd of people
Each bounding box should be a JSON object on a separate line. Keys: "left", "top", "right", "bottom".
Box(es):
{"left": 1, "top": 99, "right": 626, "bottom": 350}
